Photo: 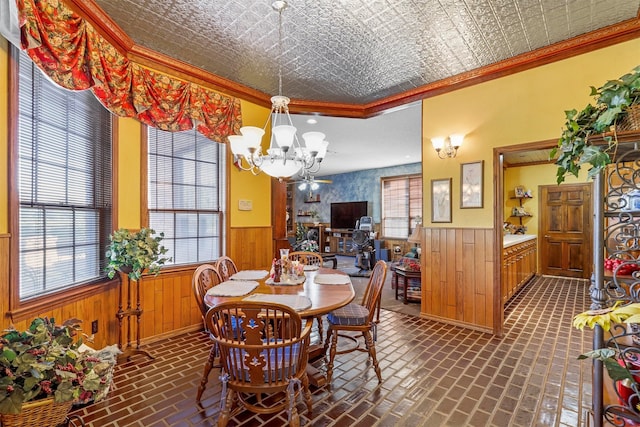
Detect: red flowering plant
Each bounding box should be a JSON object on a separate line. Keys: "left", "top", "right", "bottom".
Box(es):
{"left": 0, "top": 317, "right": 118, "bottom": 414}
{"left": 398, "top": 257, "right": 421, "bottom": 272}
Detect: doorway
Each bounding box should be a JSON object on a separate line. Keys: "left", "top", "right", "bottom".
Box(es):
{"left": 493, "top": 139, "right": 594, "bottom": 334}
{"left": 539, "top": 183, "right": 593, "bottom": 278}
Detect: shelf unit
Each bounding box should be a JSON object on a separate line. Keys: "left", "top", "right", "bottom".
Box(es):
{"left": 509, "top": 195, "right": 533, "bottom": 224}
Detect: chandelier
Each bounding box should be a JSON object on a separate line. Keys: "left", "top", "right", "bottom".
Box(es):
{"left": 228, "top": 1, "right": 329, "bottom": 179}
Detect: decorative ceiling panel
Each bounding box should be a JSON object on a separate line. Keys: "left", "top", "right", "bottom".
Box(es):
{"left": 92, "top": 0, "right": 640, "bottom": 105}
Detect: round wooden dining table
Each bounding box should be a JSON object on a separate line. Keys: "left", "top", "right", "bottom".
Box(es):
{"left": 203, "top": 266, "right": 355, "bottom": 387}
{"left": 203, "top": 266, "right": 355, "bottom": 318}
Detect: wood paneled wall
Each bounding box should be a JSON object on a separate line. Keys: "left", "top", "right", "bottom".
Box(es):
{"left": 0, "top": 235, "right": 10, "bottom": 328}
{"left": 229, "top": 226, "right": 274, "bottom": 270}
{"left": 0, "top": 227, "right": 274, "bottom": 348}
{"left": 421, "top": 228, "right": 496, "bottom": 333}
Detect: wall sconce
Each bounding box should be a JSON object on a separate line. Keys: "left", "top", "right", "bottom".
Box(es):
{"left": 431, "top": 134, "right": 464, "bottom": 159}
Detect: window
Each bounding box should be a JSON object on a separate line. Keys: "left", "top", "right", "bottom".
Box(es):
{"left": 381, "top": 174, "right": 422, "bottom": 239}
{"left": 148, "top": 128, "right": 226, "bottom": 265}
{"left": 15, "top": 48, "right": 112, "bottom": 300}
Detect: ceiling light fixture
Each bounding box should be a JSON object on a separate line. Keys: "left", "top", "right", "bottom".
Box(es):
{"left": 228, "top": 1, "right": 329, "bottom": 179}
{"left": 431, "top": 134, "right": 464, "bottom": 159}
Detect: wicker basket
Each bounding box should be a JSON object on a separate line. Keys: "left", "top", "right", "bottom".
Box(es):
{"left": 0, "top": 398, "right": 73, "bottom": 427}
{"left": 618, "top": 104, "right": 640, "bottom": 131}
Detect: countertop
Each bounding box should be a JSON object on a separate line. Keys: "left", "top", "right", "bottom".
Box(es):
{"left": 503, "top": 234, "right": 537, "bottom": 248}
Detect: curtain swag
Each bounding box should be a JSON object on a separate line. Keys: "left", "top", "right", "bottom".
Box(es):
{"left": 17, "top": 0, "right": 242, "bottom": 141}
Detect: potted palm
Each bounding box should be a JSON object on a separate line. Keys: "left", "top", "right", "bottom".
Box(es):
{"left": 0, "top": 318, "right": 119, "bottom": 426}
{"left": 105, "top": 227, "right": 171, "bottom": 280}
{"left": 552, "top": 65, "right": 640, "bottom": 184}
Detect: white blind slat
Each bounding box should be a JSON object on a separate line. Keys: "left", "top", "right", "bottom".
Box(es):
{"left": 148, "top": 128, "right": 225, "bottom": 265}
{"left": 16, "top": 47, "right": 112, "bottom": 300}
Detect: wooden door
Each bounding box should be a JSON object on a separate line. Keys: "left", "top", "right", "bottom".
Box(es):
{"left": 540, "top": 183, "right": 592, "bottom": 278}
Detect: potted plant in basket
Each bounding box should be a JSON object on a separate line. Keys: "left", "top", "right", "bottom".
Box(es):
{"left": 105, "top": 227, "right": 171, "bottom": 281}
{"left": 551, "top": 65, "right": 640, "bottom": 184}
{"left": 0, "top": 318, "right": 119, "bottom": 425}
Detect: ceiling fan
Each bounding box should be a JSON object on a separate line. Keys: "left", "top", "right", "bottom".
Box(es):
{"left": 289, "top": 175, "right": 332, "bottom": 191}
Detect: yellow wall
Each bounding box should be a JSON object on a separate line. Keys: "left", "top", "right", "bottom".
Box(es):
{"left": 503, "top": 164, "right": 589, "bottom": 236}
{"left": 117, "top": 117, "right": 142, "bottom": 229}
{"left": 230, "top": 100, "right": 273, "bottom": 228}
{"left": 422, "top": 38, "right": 640, "bottom": 228}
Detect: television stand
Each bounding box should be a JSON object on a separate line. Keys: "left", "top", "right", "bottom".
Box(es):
{"left": 328, "top": 229, "right": 355, "bottom": 255}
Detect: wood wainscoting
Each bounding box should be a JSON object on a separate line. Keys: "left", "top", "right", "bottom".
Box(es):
{"left": 0, "top": 226, "right": 274, "bottom": 348}
{"left": 229, "top": 226, "right": 274, "bottom": 270}
{"left": 421, "top": 228, "right": 497, "bottom": 333}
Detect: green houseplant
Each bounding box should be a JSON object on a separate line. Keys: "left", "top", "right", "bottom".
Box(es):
{"left": 573, "top": 303, "right": 640, "bottom": 416}
{"left": 105, "top": 227, "right": 170, "bottom": 281}
{"left": 552, "top": 65, "right": 640, "bottom": 184}
{"left": 0, "top": 317, "right": 118, "bottom": 416}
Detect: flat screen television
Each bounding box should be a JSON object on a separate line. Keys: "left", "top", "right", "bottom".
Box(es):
{"left": 330, "top": 201, "right": 368, "bottom": 230}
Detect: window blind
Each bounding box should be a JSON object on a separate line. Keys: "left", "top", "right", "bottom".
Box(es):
{"left": 382, "top": 175, "right": 422, "bottom": 239}
{"left": 16, "top": 48, "right": 112, "bottom": 299}
{"left": 148, "top": 127, "right": 226, "bottom": 265}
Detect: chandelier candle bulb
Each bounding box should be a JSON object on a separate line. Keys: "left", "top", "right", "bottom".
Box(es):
{"left": 302, "top": 131, "right": 326, "bottom": 156}
{"left": 239, "top": 126, "right": 264, "bottom": 151}
{"left": 272, "top": 125, "right": 296, "bottom": 149}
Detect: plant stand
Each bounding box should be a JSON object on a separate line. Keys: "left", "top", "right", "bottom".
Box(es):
{"left": 116, "top": 273, "right": 154, "bottom": 361}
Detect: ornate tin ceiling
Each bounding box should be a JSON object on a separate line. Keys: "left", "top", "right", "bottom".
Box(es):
{"left": 91, "top": 0, "right": 640, "bottom": 106}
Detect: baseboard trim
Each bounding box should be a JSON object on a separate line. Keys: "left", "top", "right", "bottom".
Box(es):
{"left": 419, "top": 313, "right": 493, "bottom": 334}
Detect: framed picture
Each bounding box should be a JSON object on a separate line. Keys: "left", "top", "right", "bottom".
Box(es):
{"left": 431, "top": 178, "right": 452, "bottom": 223}
{"left": 514, "top": 186, "right": 525, "bottom": 198}
{"left": 460, "top": 161, "right": 484, "bottom": 208}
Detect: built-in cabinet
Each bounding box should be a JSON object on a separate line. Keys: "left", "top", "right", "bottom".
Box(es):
{"left": 501, "top": 235, "right": 537, "bottom": 304}
{"left": 328, "top": 230, "right": 354, "bottom": 255}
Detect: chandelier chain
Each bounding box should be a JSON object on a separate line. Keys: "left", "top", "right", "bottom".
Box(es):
{"left": 276, "top": 1, "right": 285, "bottom": 97}
{"left": 228, "top": 0, "right": 328, "bottom": 179}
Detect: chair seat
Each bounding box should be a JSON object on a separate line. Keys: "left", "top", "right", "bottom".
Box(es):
{"left": 327, "top": 303, "right": 369, "bottom": 326}
{"left": 226, "top": 341, "right": 303, "bottom": 382}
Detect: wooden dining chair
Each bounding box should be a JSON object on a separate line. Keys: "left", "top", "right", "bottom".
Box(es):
{"left": 323, "top": 260, "right": 388, "bottom": 384}
{"left": 203, "top": 301, "right": 313, "bottom": 426}
{"left": 214, "top": 256, "right": 238, "bottom": 281}
{"left": 288, "top": 251, "right": 323, "bottom": 266}
{"left": 192, "top": 264, "right": 223, "bottom": 326}
{"left": 288, "top": 251, "right": 325, "bottom": 343}
{"left": 191, "top": 263, "right": 223, "bottom": 401}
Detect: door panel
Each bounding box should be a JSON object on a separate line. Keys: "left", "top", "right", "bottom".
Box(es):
{"left": 540, "top": 183, "right": 592, "bottom": 278}
{"left": 547, "top": 204, "right": 563, "bottom": 231}
{"left": 567, "top": 205, "right": 585, "bottom": 232}
{"left": 546, "top": 241, "right": 563, "bottom": 270}
{"left": 568, "top": 243, "right": 586, "bottom": 271}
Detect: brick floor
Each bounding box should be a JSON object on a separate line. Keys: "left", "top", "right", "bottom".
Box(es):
{"left": 69, "top": 275, "right": 594, "bottom": 426}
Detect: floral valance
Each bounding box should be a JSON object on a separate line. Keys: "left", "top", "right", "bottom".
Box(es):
{"left": 16, "top": 0, "right": 241, "bottom": 141}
